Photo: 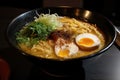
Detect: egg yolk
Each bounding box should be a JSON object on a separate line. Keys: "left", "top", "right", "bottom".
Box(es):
{"left": 58, "top": 49, "right": 69, "bottom": 57}
{"left": 78, "top": 38, "right": 94, "bottom": 47}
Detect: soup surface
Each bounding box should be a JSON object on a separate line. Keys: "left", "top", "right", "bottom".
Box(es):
{"left": 16, "top": 13, "right": 105, "bottom": 60}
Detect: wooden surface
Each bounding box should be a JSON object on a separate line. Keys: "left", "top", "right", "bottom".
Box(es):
{"left": 43, "top": 0, "right": 83, "bottom": 8}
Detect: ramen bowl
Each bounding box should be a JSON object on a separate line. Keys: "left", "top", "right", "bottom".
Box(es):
{"left": 6, "top": 7, "right": 117, "bottom": 78}
{"left": 7, "top": 7, "right": 117, "bottom": 61}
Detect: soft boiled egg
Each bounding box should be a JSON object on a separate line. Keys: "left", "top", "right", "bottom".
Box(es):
{"left": 75, "top": 33, "right": 101, "bottom": 50}
{"left": 55, "top": 38, "right": 79, "bottom": 58}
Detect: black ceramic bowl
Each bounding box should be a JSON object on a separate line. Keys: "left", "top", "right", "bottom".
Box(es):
{"left": 7, "top": 7, "right": 117, "bottom": 62}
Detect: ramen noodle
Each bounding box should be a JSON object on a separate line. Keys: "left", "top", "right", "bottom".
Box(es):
{"left": 16, "top": 13, "right": 105, "bottom": 60}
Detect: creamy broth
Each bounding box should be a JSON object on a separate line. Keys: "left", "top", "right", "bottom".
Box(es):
{"left": 17, "top": 16, "right": 105, "bottom": 60}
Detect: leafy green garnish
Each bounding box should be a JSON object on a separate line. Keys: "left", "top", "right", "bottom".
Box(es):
{"left": 16, "top": 13, "right": 62, "bottom": 47}
{"left": 16, "top": 21, "right": 54, "bottom": 46}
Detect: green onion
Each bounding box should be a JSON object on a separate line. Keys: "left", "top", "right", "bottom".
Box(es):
{"left": 16, "top": 13, "right": 62, "bottom": 47}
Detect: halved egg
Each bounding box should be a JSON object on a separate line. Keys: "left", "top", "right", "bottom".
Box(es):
{"left": 55, "top": 38, "right": 79, "bottom": 58}
{"left": 75, "top": 33, "right": 101, "bottom": 50}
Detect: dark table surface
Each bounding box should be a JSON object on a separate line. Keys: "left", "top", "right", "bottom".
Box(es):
{"left": 0, "top": 6, "right": 120, "bottom": 80}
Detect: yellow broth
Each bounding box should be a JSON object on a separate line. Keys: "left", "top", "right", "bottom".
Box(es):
{"left": 18, "top": 17, "right": 105, "bottom": 60}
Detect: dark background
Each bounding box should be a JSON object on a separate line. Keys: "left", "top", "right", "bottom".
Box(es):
{"left": 84, "top": 0, "right": 120, "bottom": 25}
{"left": 0, "top": 0, "right": 43, "bottom": 9}
{"left": 0, "top": 0, "right": 120, "bottom": 22}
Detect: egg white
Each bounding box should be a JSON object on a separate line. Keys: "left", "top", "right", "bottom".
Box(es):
{"left": 75, "top": 33, "right": 101, "bottom": 50}
{"left": 55, "top": 40, "right": 79, "bottom": 58}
